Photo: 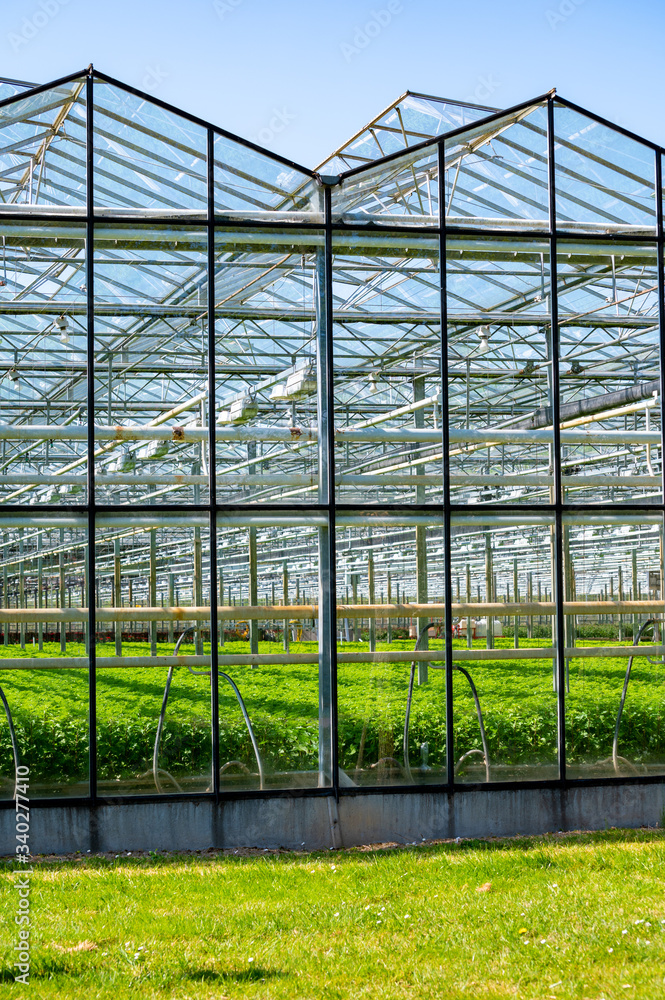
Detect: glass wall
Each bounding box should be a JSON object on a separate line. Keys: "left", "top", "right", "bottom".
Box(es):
{"left": 0, "top": 76, "right": 663, "bottom": 803}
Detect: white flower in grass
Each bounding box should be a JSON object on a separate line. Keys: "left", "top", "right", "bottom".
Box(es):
{"left": 248, "top": 957, "right": 254, "bottom": 963}
{"left": 608, "top": 947, "right": 614, "bottom": 953}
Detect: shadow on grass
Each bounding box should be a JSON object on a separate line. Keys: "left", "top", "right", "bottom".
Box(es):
{"left": 1, "top": 964, "right": 284, "bottom": 985}
{"left": 185, "top": 967, "right": 284, "bottom": 983}
{"left": 0, "top": 959, "right": 87, "bottom": 981}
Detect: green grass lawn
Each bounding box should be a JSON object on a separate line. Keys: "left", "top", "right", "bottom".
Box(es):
{"left": 2, "top": 829, "right": 665, "bottom": 998}
{"left": 1, "top": 637, "right": 665, "bottom": 791}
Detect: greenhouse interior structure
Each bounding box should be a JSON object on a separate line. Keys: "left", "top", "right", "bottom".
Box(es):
{"left": 2, "top": 67, "right": 665, "bottom": 851}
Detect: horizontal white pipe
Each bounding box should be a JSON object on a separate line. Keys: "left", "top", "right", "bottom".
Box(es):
{"left": 0, "top": 422, "right": 657, "bottom": 448}
{"left": 1, "top": 645, "right": 663, "bottom": 670}
{"left": 1, "top": 600, "right": 662, "bottom": 624}
{"left": 3, "top": 471, "right": 647, "bottom": 489}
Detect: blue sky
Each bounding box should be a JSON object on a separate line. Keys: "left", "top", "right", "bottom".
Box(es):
{"left": 2, "top": 0, "right": 663, "bottom": 168}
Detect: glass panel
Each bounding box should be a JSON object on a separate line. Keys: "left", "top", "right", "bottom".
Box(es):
{"left": 214, "top": 228, "right": 322, "bottom": 504}
{"left": 320, "top": 93, "right": 493, "bottom": 173}
{"left": 95, "top": 514, "right": 212, "bottom": 795}
{"left": 216, "top": 515, "right": 327, "bottom": 790}
{"left": 0, "top": 220, "right": 87, "bottom": 505}
{"left": 451, "top": 515, "right": 558, "bottom": 783}
{"left": 564, "top": 514, "right": 665, "bottom": 777}
{"left": 331, "top": 147, "right": 439, "bottom": 226}
{"left": 447, "top": 237, "right": 553, "bottom": 504}
{"left": 333, "top": 231, "right": 442, "bottom": 503}
{"left": 558, "top": 241, "right": 661, "bottom": 503}
{"left": 93, "top": 81, "right": 207, "bottom": 213}
{"left": 445, "top": 103, "right": 549, "bottom": 227}
{"left": 94, "top": 224, "right": 208, "bottom": 505}
{"left": 0, "top": 517, "right": 89, "bottom": 799}
{"left": 0, "top": 80, "right": 87, "bottom": 210}
{"left": 336, "top": 515, "right": 446, "bottom": 787}
{"left": 214, "top": 133, "right": 321, "bottom": 220}
{"left": 554, "top": 104, "right": 656, "bottom": 234}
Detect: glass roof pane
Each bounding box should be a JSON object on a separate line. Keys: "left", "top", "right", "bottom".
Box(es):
{"left": 0, "top": 79, "right": 37, "bottom": 101}
{"left": 445, "top": 103, "right": 549, "bottom": 228}
{"left": 331, "top": 146, "right": 439, "bottom": 226}
{"left": 93, "top": 80, "right": 207, "bottom": 214}
{"left": 318, "top": 92, "right": 494, "bottom": 173}
{"left": 554, "top": 103, "right": 656, "bottom": 234}
{"left": 213, "top": 133, "right": 321, "bottom": 221}
{"left": 0, "top": 79, "right": 87, "bottom": 210}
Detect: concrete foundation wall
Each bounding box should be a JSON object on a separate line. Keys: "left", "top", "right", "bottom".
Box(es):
{"left": 2, "top": 784, "right": 665, "bottom": 856}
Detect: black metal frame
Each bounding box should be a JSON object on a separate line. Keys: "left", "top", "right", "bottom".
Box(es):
{"left": 1, "top": 74, "right": 665, "bottom": 812}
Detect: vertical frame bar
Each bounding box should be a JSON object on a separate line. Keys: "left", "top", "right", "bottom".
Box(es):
{"left": 655, "top": 152, "right": 665, "bottom": 506}
{"left": 438, "top": 140, "right": 455, "bottom": 789}
{"left": 317, "top": 182, "right": 338, "bottom": 793}
{"left": 207, "top": 127, "right": 220, "bottom": 800}
{"left": 547, "top": 96, "right": 567, "bottom": 785}
{"left": 85, "top": 70, "right": 97, "bottom": 802}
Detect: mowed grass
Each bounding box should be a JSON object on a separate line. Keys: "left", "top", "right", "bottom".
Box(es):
{"left": 2, "top": 830, "right": 665, "bottom": 998}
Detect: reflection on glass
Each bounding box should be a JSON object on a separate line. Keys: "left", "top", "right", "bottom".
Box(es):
{"left": 336, "top": 516, "right": 446, "bottom": 787}
{"left": 564, "top": 515, "right": 665, "bottom": 777}
{"left": 214, "top": 134, "right": 320, "bottom": 220}
{"left": 93, "top": 81, "right": 207, "bottom": 213}
{"left": 445, "top": 104, "right": 549, "bottom": 226}
{"left": 319, "top": 93, "right": 492, "bottom": 174}
{"left": 95, "top": 516, "right": 212, "bottom": 795}
{"left": 451, "top": 516, "right": 558, "bottom": 782}
{"left": 554, "top": 104, "right": 656, "bottom": 233}
{"left": 0, "top": 81, "right": 87, "bottom": 209}
{"left": 0, "top": 519, "right": 89, "bottom": 798}
{"left": 331, "top": 147, "right": 439, "bottom": 225}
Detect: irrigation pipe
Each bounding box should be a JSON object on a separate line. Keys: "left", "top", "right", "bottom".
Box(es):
{"left": 152, "top": 626, "right": 265, "bottom": 792}
{"left": 0, "top": 683, "right": 20, "bottom": 800}
{"left": 402, "top": 622, "right": 491, "bottom": 783}
{"left": 612, "top": 618, "right": 663, "bottom": 775}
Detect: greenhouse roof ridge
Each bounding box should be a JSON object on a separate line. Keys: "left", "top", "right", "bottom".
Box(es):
{"left": 0, "top": 66, "right": 662, "bottom": 184}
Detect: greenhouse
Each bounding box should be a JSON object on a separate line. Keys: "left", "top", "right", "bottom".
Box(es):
{"left": 1, "top": 69, "right": 665, "bottom": 851}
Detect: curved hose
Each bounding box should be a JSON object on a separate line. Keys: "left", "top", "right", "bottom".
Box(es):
{"left": 612, "top": 618, "right": 657, "bottom": 775}
{"left": 0, "top": 684, "right": 20, "bottom": 800}
{"left": 153, "top": 626, "right": 265, "bottom": 792}
{"left": 403, "top": 621, "right": 435, "bottom": 782}
{"left": 403, "top": 621, "right": 491, "bottom": 782}
{"left": 452, "top": 664, "right": 491, "bottom": 782}
{"left": 151, "top": 626, "right": 199, "bottom": 793}
{"left": 218, "top": 669, "right": 265, "bottom": 789}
